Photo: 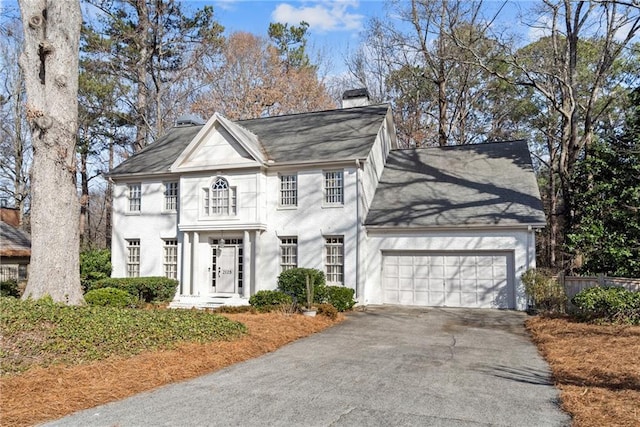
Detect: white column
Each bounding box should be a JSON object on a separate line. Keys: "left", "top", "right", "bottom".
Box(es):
{"left": 243, "top": 230, "right": 251, "bottom": 299}
{"left": 181, "top": 232, "right": 191, "bottom": 295}
{"left": 193, "top": 231, "right": 200, "bottom": 295}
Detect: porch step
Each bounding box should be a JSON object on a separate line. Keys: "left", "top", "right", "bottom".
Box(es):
{"left": 169, "top": 294, "right": 250, "bottom": 310}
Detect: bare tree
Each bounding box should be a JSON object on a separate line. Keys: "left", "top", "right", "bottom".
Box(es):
{"left": 475, "top": 1, "right": 638, "bottom": 268}
{"left": 18, "top": 0, "right": 83, "bottom": 303}
{"left": 347, "top": 0, "right": 511, "bottom": 147}
{"left": 0, "top": 22, "right": 30, "bottom": 225}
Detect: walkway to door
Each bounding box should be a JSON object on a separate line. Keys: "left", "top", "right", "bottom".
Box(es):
{"left": 46, "top": 307, "right": 570, "bottom": 426}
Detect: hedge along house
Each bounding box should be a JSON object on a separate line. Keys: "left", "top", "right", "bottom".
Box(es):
{"left": 108, "top": 91, "right": 545, "bottom": 310}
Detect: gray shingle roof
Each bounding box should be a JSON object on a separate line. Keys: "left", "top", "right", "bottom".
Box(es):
{"left": 109, "top": 104, "right": 390, "bottom": 176}
{"left": 109, "top": 125, "right": 202, "bottom": 176}
{"left": 0, "top": 221, "right": 31, "bottom": 257}
{"left": 365, "top": 140, "right": 546, "bottom": 228}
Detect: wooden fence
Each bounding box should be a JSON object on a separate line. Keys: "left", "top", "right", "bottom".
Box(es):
{"left": 555, "top": 273, "right": 640, "bottom": 299}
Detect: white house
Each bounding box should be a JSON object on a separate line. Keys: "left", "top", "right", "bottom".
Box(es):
{"left": 109, "top": 92, "right": 546, "bottom": 310}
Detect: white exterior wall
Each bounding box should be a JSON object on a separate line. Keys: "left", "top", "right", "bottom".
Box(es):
{"left": 364, "top": 228, "right": 537, "bottom": 310}
{"left": 178, "top": 169, "right": 263, "bottom": 228}
{"left": 259, "top": 166, "right": 359, "bottom": 293}
{"left": 111, "top": 179, "right": 179, "bottom": 278}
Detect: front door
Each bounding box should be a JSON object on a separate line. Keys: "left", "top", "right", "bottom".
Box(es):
{"left": 211, "top": 238, "right": 243, "bottom": 294}
{"left": 214, "top": 246, "right": 236, "bottom": 293}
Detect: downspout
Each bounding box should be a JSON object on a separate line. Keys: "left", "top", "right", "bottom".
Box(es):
{"left": 355, "top": 159, "right": 361, "bottom": 301}
{"left": 526, "top": 225, "right": 532, "bottom": 269}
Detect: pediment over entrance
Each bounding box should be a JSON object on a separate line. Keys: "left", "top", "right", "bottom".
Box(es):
{"left": 170, "top": 113, "right": 267, "bottom": 172}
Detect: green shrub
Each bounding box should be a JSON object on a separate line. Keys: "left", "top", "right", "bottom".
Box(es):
{"left": 277, "top": 268, "right": 326, "bottom": 305}
{"left": 80, "top": 249, "right": 111, "bottom": 291}
{"left": 572, "top": 286, "right": 640, "bottom": 324}
{"left": 522, "top": 269, "right": 567, "bottom": 313}
{"left": 0, "top": 279, "right": 20, "bottom": 298}
{"left": 84, "top": 287, "right": 137, "bottom": 308}
{"left": 0, "top": 297, "right": 247, "bottom": 375}
{"left": 249, "top": 290, "right": 292, "bottom": 311}
{"left": 89, "top": 277, "right": 177, "bottom": 303}
{"left": 315, "top": 303, "right": 338, "bottom": 320}
{"left": 324, "top": 286, "right": 355, "bottom": 312}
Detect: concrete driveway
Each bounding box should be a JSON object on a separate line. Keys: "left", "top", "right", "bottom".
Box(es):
{"left": 45, "top": 307, "right": 570, "bottom": 427}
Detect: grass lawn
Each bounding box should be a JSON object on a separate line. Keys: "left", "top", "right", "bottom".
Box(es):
{"left": 0, "top": 297, "right": 343, "bottom": 427}
{"left": 526, "top": 316, "right": 640, "bottom": 427}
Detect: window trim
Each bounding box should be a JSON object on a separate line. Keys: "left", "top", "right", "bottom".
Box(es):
{"left": 323, "top": 170, "right": 344, "bottom": 206}
{"left": 163, "top": 239, "right": 178, "bottom": 280}
{"left": 202, "top": 177, "right": 237, "bottom": 217}
{"left": 279, "top": 174, "right": 298, "bottom": 207}
{"left": 324, "top": 236, "right": 344, "bottom": 285}
{"left": 279, "top": 237, "right": 298, "bottom": 272}
{"left": 126, "top": 239, "right": 140, "bottom": 277}
{"left": 163, "top": 182, "right": 179, "bottom": 213}
{"left": 127, "top": 183, "right": 141, "bottom": 213}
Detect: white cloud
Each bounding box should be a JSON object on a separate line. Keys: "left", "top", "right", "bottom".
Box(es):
{"left": 271, "top": 1, "right": 364, "bottom": 33}
{"left": 214, "top": 0, "right": 240, "bottom": 12}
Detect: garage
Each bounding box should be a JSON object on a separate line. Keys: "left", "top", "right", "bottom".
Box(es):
{"left": 381, "top": 251, "right": 515, "bottom": 309}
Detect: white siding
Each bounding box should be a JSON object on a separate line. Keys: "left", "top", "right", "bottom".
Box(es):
{"left": 111, "top": 180, "right": 179, "bottom": 278}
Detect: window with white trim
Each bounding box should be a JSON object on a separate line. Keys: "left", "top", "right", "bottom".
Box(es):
{"left": 126, "top": 239, "right": 140, "bottom": 277}
{"left": 163, "top": 239, "right": 178, "bottom": 279}
{"left": 325, "top": 236, "right": 344, "bottom": 284}
{"left": 164, "top": 182, "right": 178, "bottom": 211}
{"left": 324, "top": 171, "right": 343, "bottom": 204}
{"left": 279, "top": 174, "right": 297, "bottom": 206}
{"left": 280, "top": 237, "right": 298, "bottom": 271}
{"left": 203, "top": 177, "right": 236, "bottom": 216}
{"left": 128, "top": 184, "right": 141, "bottom": 212}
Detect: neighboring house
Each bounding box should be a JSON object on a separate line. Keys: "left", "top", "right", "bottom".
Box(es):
{"left": 0, "top": 208, "right": 31, "bottom": 282}
{"left": 108, "top": 92, "right": 545, "bottom": 310}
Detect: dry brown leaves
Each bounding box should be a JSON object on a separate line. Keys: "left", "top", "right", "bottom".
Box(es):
{"left": 0, "top": 312, "right": 343, "bottom": 427}
{"left": 526, "top": 316, "right": 640, "bottom": 427}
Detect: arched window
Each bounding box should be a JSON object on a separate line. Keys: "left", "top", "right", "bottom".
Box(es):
{"left": 203, "top": 177, "right": 236, "bottom": 216}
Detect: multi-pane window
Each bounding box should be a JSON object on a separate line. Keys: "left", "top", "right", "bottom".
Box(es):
{"left": 325, "top": 237, "right": 344, "bottom": 284}
{"left": 128, "top": 184, "right": 141, "bottom": 212}
{"left": 203, "top": 177, "right": 236, "bottom": 216}
{"left": 324, "top": 171, "right": 343, "bottom": 204}
{"left": 126, "top": 239, "right": 140, "bottom": 277}
{"left": 279, "top": 174, "right": 297, "bottom": 206}
{"left": 280, "top": 237, "right": 298, "bottom": 271}
{"left": 163, "top": 239, "right": 178, "bottom": 279}
{"left": 164, "top": 182, "right": 178, "bottom": 211}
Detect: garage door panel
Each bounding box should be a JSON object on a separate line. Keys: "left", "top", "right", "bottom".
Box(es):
{"left": 382, "top": 252, "right": 514, "bottom": 309}
{"left": 414, "top": 265, "right": 430, "bottom": 278}
{"left": 399, "top": 265, "right": 413, "bottom": 278}
{"left": 399, "top": 278, "right": 413, "bottom": 290}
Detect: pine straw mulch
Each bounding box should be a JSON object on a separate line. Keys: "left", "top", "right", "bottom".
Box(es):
{"left": 526, "top": 316, "right": 640, "bottom": 427}
{"left": 0, "top": 312, "right": 344, "bottom": 427}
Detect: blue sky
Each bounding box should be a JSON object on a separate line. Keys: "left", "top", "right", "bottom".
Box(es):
{"left": 189, "top": 1, "right": 536, "bottom": 74}
{"left": 0, "top": 0, "right": 542, "bottom": 75}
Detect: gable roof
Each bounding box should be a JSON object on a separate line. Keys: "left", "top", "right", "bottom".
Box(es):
{"left": 365, "top": 140, "right": 546, "bottom": 229}
{"left": 109, "top": 104, "right": 390, "bottom": 177}
{"left": 170, "top": 113, "right": 266, "bottom": 172}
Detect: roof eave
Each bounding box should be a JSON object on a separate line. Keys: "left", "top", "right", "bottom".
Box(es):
{"left": 365, "top": 222, "right": 547, "bottom": 232}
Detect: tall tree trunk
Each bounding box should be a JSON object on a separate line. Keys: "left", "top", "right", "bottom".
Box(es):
{"left": 19, "top": 0, "right": 83, "bottom": 304}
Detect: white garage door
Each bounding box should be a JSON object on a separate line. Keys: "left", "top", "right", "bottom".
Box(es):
{"left": 382, "top": 252, "right": 514, "bottom": 309}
